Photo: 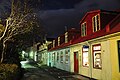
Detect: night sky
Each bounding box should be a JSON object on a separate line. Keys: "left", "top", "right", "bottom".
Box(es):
{"left": 0, "top": 0, "right": 120, "bottom": 38}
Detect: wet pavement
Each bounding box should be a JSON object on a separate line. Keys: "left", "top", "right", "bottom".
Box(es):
{"left": 20, "top": 60, "right": 91, "bottom": 80}
{"left": 40, "top": 66, "right": 90, "bottom": 80}
{"left": 21, "top": 60, "right": 56, "bottom": 80}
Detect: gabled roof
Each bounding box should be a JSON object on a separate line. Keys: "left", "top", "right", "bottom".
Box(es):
{"left": 48, "top": 10, "right": 120, "bottom": 52}
{"left": 80, "top": 9, "right": 119, "bottom": 24}
{"left": 72, "top": 13, "right": 120, "bottom": 45}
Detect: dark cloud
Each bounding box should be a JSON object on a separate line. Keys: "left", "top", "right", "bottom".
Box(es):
{"left": 0, "top": 0, "right": 120, "bottom": 38}
{"left": 39, "top": 9, "right": 82, "bottom": 37}
{"left": 40, "top": 0, "right": 81, "bottom": 10}
{"left": 39, "top": 0, "right": 120, "bottom": 38}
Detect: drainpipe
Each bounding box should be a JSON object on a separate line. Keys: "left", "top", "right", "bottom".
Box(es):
{"left": 86, "top": 41, "right": 92, "bottom": 79}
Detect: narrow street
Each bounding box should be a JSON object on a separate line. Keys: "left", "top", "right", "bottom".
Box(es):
{"left": 21, "top": 60, "right": 56, "bottom": 80}
{"left": 20, "top": 60, "right": 91, "bottom": 80}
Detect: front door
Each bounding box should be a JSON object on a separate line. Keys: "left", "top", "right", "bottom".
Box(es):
{"left": 74, "top": 52, "right": 79, "bottom": 73}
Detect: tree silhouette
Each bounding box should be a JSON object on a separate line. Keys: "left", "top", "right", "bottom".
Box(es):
{"left": 0, "top": 0, "right": 45, "bottom": 63}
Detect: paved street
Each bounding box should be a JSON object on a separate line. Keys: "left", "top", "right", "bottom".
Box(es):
{"left": 21, "top": 60, "right": 56, "bottom": 80}
{"left": 20, "top": 60, "right": 91, "bottom": 80}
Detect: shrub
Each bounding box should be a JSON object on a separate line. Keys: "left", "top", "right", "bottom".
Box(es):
{"left": 0, "top": 63, "right": 21, "bottom": 80}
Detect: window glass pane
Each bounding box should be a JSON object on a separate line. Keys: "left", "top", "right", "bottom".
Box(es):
{"left": 93, "top": 44, "right": 102, "bottom": 69}
{"left": 93, "top": 17, "right": 96, "bottom": 32}
{"left": 117, "top": 41, "right": 120, "bottom": 72}
{"left": 65, "top": 50, "right": 69, "bottom": 64}
{"left": 93, "top": 14, "right": 100, "bottom": 32}
{"left": 94, "top": 53, "right": 101, "bottom": 68}
{"left": 57, "top": 52, "right": 59, "bottom": 62}
{"left": 97, "top": 15, "right": 100, "bottom": 30}
{"left": 61, "top": 51, "right": 63, "bottom": 63}
{"left": 84, "top": 23, "right": 86, "bottom": 35}
{"left": 81, "top": 22, "right": 86, "bottom": 36}
{"left": 82, "top": 46, "right": 89, "bottom": 67}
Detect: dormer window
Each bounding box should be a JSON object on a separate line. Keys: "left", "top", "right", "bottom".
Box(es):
{"left": 53, "top": 40, "right": 55, "bottom": 48}
{"left": 58, "top": 37, "right": 60, "bottom": 46}
{"left": 81, "top": 22, "right": 87, "bottom": 37}
{"left": 65, "top": 32, "right": 68, "bottom": 43}
{"left": 92, "top": 14, "right": 100, "bottom": 32}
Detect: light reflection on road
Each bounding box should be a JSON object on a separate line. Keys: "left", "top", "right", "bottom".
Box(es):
{"left": 20, "top": 60, "right": 36, "bottom": 68}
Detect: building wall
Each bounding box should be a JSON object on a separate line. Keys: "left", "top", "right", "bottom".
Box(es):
{"left": 90, "top": 40, "right": 111, "bottom": 80}
{"left": 47, "top": 48, "right": 70, "bottom": 72}
{"left": 70, "top": 38, "right": 113, "bottom": 80}
{"left": 109, "top": 35, "right": 120, "bottom": 80}
{"left": 70, "top": 44, "right": 81, "bottom": 73}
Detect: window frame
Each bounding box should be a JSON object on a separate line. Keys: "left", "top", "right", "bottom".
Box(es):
{"left": 81, "top": 22, "right": 87, "bottom": 37}
{"left": 92, "top": 44, "right": 102, "bottom": 69}
{"left": 58, "top": 37, "right": 60, "bottom": 46}
{"left": 92, "top": 14, "right": 100, "bottom": 32}
{"left": 57, "top": 52, "right": 59, "bottom": 62}
{"left": 117, "top": 40, "right": 120, "bottom": 72}
{"left": 65, "top": 32, "right": 68, "bottom": 43}
{"left": 60, "top": 51, "right": 63, "bottom": 63}
{"left": 65, "top": 49, "right": 69, "bottom": 64}
{"left": 82, "top": 46, "right": 89, "bottom": 67}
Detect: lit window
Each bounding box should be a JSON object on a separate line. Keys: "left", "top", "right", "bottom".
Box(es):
{"left": 92, "top": 14, "right": 100, "bottom": 32}
{"left": 58, "top": 37, "right": 60, "bottom": 46}
{"left": 93, "top": 44, "right": 102, "bottom": 69}
{"left": 65, "top": 50, "right": 69, "bottom": 64}
{"left": 82, "top": 46, "right": 89, "bottom": 67}
{"left": 81, "top": 22, "right": 87, "bottom": 37}
{"left": 117, "top": 40, "right": 120, "bottom": 72}
{"left": 60, "top": 51, "right": 63, "bottom": 63}
{"left": 53, "top": 40, "right": 55, "bottom": 48}
{"left": 65, "top": 32, "right": 68, "bottom": 43}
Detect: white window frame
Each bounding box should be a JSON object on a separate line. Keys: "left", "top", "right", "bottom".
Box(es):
{"left": 60, "top": 51, "right": 63, "bottom": 63}
{"left": 92, "top": 14, "right": 100, "bottom": 32}
{"left": 81, "top": 22, "right": 87, "bottom": 37}
{"left": 58, "top": 37, "right": 60, "bottom": 46}
{"left": 82, "top": 46, "right": 89, "bottom": 67}
{"left": 93, "top": 44, "right": 102, "bottom": 69}
{"left": 65, "top": 32, "right": 68, "bottom": 43}
{"left": 65, "top": 50, "right": 69, "bottom": 64}
{"left": 53, "top": 40, "right": 55, "bottom": 48}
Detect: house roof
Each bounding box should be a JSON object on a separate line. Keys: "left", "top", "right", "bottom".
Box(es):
{"left": 48, "top": 10, "right": 120, "bottom": 51}
{"left": 80, "top": 9, "right": 119, "bottom": 24}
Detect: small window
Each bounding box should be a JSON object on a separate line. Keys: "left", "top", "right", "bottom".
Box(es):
{"left": 93, "top": 44, "right": 102, "bottom": 69}
{"left": 58, "top": 37, "right": 60, "bottom": 46}
{"left": 92, "top": 14, "right": 100, "bottom": 32}
{"left": 57, "top": 52, "right": 59, "bottom": 62}
{"left": 82, "top": 46, "right": 89, "bottom": 67}
{"left": 65, "top": 32, "right": 68, "bottom": 43}
{"left": 53, "top": 40, "right": 55, "bottom": 48}
{"left": 81, "top": 22, "right": 87, "bottom": 37}
{"left": 60, "top": 51, "right": 63, "bottom": 63}
{"left": 117, "top": 40, "right": 120, "bottom": 72}
{"left": 65, "top": 50, "right": 69, "bottom": 64}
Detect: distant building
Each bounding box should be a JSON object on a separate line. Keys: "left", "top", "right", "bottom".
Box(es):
{"left": 48, "top": 28, "right": 80, "bottom": 71}
{"left": 37, "top": 38, "right": 54, "bottom": 65}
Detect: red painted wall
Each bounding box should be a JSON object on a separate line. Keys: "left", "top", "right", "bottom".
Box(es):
{"left": 80, "top": 10, "right": 119, "bottom": 37}
{"left": 80, "top": 12, "right": 100, "bottom": 35}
